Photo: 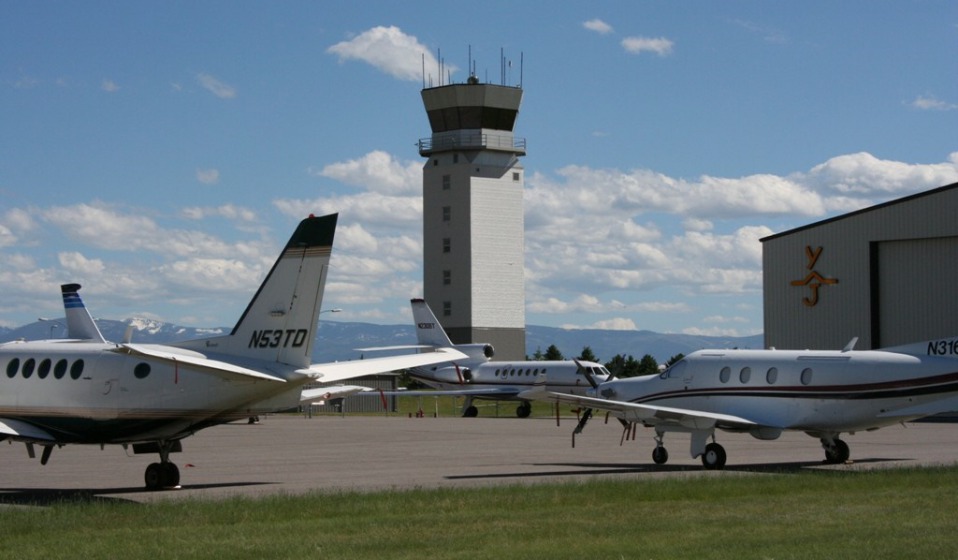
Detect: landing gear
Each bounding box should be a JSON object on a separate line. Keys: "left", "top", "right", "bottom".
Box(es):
{"left": 462, "top": 405, "right": 479, "bottom": 417}
{"left": 652, "top": 433, "right": 669, "bottom": 465}
{"left": 821, "top": 437, "right": 850, "bottom": 464}
{"left": 145, "top": 462, "right": 180, "bottom": 489}
{"left": 652, "top": 445, "right": 669, "bottom": 465}
{"left": 701, "top": 442, "right": 727, "bottom": 470}
{"left": 516, "top": 401, "right": 532, "bottom": 418}
{"left": 143, "top": 440, "right": 182, "bottom": 490}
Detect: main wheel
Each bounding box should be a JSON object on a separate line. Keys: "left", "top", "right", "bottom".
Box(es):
{"left": 652, "top": 446, "right": 669, "bottom": 465}
{"left": 145, "top": 462, "right": 164, "bottom": 490}
{"left": 824, "top": 439, "right": 850, "bottom": 464}
{"left": 701, "top": 442, "right": 727, "bottom": 470}
{"left": 463, "top": 405, "right": 479, "bottom": 417}
{"left": 163, "top": 462, "right": 181, "bottom": 487}
{"left": 516, "top": 402, "right": 532, "bottom": 418}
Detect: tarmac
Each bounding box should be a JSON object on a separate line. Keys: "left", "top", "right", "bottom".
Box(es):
{"left": 2, "top": 412, "right": 958, "bottom": 505}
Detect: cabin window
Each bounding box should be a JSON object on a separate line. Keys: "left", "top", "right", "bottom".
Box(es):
{"left": 739, "top": 367, "right": 751, "bottom": 384}
{"left": 766, "top": 367, "right": 779, "bottom": 385}
{"left": 54, "top": 359, "right": 68, "bottom": 379}
{"left": 37, "top": 359, "right": 51, "bottom": 379}
{"left": 22, "top": 358, "right": 35, "bottom": 379}
{"left": 6, "top": 358, "right": 19, "bottom": 378}
{"left": 719, "top": 367, "right": 731, "bottom": 383}
{"left": 70, "top": 359, "right": 85, "bottom": 380}
{"left": 134, "top": 362, "right": 151, "bottom": 379}
{"left": 800, "top": 368, "right": 813, "bottom": 385}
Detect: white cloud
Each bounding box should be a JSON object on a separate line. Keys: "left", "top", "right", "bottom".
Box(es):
{"left": 590, "top": 317, "right": 637, "bottom": 330}
{"left": 327, "top": 26, "right": 450, "bottom": 82}
{"left": 910, "top": 95, "right": 957, "bottom": 111}
{"left": 621, "top": 36, "right": 674, "bottom": 56}
{"left": 58, "top": 251, "right": 105, "bottom": 274}
{"left": 583, "top": 19, "right": 614, "bottom": 35}
{"left": 101, "top": 79, "right": 119, "bottom": 93}
{"left": 0, "top": 224, "right": 14, "bottom": 247}
{"left": 197, "top": 73, "right": 236, "bottom": 99}
{"left": 196, "top": 168, "right": 220, "bottom": 185}
{"left": 313, "top": 150, "right": 422, "bottom": 195}
{"left": 182, "top": 204, "right": 257, "bottom": 223}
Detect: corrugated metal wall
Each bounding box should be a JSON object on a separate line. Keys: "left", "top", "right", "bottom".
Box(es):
{"left": 762, "top": 184, "right": 958, "bottom": 350}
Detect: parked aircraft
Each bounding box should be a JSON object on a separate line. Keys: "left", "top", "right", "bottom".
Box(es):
{"left": 0, "top": 214, "right": 463, "bottom": 489}
{"left": 362, "top": 298, "right": 611, "bottom": 418}
{"left": 520, "top": 338, "right": 958, "bottom": 469}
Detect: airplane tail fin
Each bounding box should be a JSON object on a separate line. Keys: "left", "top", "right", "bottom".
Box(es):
{"left": 411, "top": 298, "right": 455, "bottom": 347}
{"left": 174, "top": 214, "right": 337, "bottom": 369}
{"left": 410, "top": 298, "right": 494, "bottom": 363}
{"left": 60, "top": 284, "right": 106, "bottom": 342}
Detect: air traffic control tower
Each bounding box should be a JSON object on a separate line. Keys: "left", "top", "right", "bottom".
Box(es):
{"left": 419, "top": 75, "right": 526, "bottom": 359}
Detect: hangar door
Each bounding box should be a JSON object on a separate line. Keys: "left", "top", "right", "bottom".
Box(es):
{"left": 875, "top": 236, "right": 958, "bottom": 348}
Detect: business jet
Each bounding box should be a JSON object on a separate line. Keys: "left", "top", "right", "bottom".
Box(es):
{"left": 0, "top": 213, "right": 463, "bottom": 489}
{"left": 520, "top": 337, "right": 958, "bottom": 469}
{"left": 362, "top": 298, "right": 611, "bottom": 418}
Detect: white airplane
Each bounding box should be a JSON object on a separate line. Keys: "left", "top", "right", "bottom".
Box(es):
{"left": 0, "top": 213, "right": 463, "bottom": 489}
{"left": 361, "top": 298, "right": 611, "bottom": 418}
{"left": 520, "top": 337, "right": 958, "bottom": 469}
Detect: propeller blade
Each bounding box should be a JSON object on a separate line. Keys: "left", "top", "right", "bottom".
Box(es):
{"left": 571, "top": 408, "right": 593, "bottom": 448}
{"left": 574, "top": 359, "right": 599, "bottom": 389}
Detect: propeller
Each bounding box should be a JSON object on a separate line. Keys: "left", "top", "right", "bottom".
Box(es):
{"left": 571, "top": 359, "right": 598, "bottom": 447}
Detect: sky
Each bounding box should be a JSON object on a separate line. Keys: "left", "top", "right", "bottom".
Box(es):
{"left": 1, "top": 1, "right": 956, "bottom": 337}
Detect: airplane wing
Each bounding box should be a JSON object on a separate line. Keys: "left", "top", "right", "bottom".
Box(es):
{"left": 519, "top": 388, "right": 757, "bottom": 429}
{"left": 300, "top": 385, "right": 372, "bottom": 404}
{"left": 296, "top": 348, "right": 468, "bottom": 384}
{"left": 0, "top": 418, "right": 57, "bottom": 442}
{"left": 361, "top": 387, "right": 522, "bottom": 398}
{"left": 115, "top": 344, "right": 287, "bottom": 383}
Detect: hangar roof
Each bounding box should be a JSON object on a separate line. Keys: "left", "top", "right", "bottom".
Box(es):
{"left": 761, "top": 181, "right": 958, "bottom": 243}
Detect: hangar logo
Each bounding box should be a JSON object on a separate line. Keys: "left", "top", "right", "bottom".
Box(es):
{"left": 790, "top": 246, "right": 839, "bottom": 307}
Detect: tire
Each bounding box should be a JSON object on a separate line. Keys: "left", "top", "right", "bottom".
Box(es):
{"left": 824, "top": 439, "right": 850, "bottom": 464}
{"left": 463, "top": 406, "right": 479, "bottom": 417}
{"left": 701, "top": 442, "right": 727, "bottom": 470}
{"left": 652, "top": 446, "right": 669, "bottom": 465}
{"left": 145, "top": 463, "right": 164, "bottom": 490}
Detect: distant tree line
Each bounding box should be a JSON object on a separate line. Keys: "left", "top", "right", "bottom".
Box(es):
{"left": 529, "top": 345, "right": 684, "bottom": 378}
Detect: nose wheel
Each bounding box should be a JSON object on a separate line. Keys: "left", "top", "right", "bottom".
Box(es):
{"left": 821, "top": 437, "right": 850, "bottom": 464}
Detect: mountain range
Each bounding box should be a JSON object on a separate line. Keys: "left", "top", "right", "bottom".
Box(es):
{"left": 0, "top": 318, "right": 764, "bottom": 365}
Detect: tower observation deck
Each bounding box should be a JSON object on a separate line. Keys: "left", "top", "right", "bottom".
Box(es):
{"left": 419, "top": 76, "right": 527, "bottom": 359}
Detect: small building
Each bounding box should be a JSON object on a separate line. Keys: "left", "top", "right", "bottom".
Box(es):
{"left": 761, "top": 181, "right": 958, "bottom": 351}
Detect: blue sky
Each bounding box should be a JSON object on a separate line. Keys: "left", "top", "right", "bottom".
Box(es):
{"left": 1, "top": 1, "right": 956, "bottom": 336}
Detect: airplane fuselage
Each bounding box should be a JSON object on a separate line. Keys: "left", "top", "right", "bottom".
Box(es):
{"left": 601, "top": 347, "right": 958, "bottom": 436}
{"left": 0, "top": 339, "right": 307, "bottom": 444}
{"left": 411, "top": 360, "right": 610, "bottom": 399}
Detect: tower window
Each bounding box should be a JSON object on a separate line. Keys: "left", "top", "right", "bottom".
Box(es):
{"left": 443, "top": 270, "right": 451, "bottom": 285}
{"left": 513, "top": 172, "right": 520, "bottom": 181}
{"left": 442, "top": 206, "right": 451, "bottom": 222}
{"left": 442, "top": 175, "right": 451, "bottom": 190}
{"left": 453, "top": 154, "right": 459, "bottom": 164}
{"left": 443, "top": 301, "right": 452, "bottom": 317}
{"left": 442, "top": 238, "right": 451, "bottom": 253}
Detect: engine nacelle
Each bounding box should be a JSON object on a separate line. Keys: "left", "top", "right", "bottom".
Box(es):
{"left": 432, "top": 366, "right": 474, "bottom": 384}
{"left": 457, "top": 343, "right": 494, "bottom": 362}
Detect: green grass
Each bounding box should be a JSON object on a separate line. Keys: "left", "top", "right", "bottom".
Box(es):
{"left": 3, "top": 466, "right": 958, "bottom": 559}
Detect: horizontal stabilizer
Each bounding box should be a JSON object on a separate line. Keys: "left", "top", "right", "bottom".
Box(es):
{"left": 0, "top": 418, "right": 57, "bottom": 442}
{"left": 357, "top": 386, "right": 522, "bottom": 398}
{"left": 297, "top": 348, "right": 467, "bottom": 384}
{"left": 300, "top": 385, "right": 372, "bottom": 404}
{"left": 115, "top": 344, "right": 287, "bottom": 383}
